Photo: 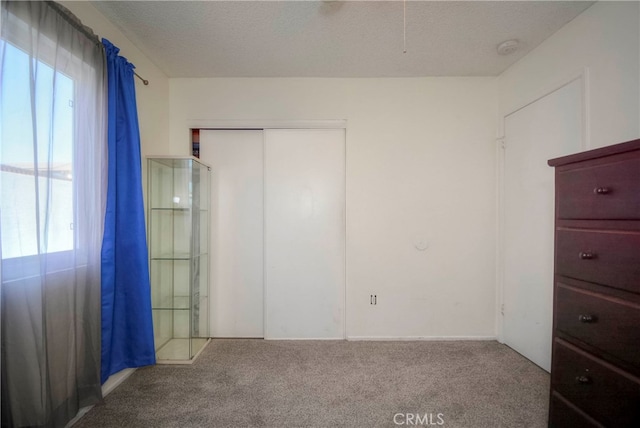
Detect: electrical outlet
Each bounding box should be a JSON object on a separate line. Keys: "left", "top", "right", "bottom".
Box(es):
{"left": 370, "top": 294, "right": 377, "bottom": 305}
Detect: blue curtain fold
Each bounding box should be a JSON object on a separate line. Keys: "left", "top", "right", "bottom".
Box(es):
{"left": 100, "top": 38, "right": 155, "bottom": 383}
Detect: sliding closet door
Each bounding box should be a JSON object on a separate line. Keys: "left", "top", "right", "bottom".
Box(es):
{"left": 264, "top": 129, "right": 345, "bottom": 339}
{"left": 200, "top": 130, "right": 264, "bottom": 337}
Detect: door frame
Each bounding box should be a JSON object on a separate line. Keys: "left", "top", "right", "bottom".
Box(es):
{"left": 192, "top": 120, "right": 348, "bottom": 340}
{"left": 496, "top": 68, "right": 590, "bottom": 343}
{"left": 187, "top": 119, "right": 347, "bottom": 131}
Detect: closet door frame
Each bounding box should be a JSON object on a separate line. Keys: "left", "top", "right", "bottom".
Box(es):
{"left": 187, "top": 120, "right": 346, "bottom": 131}
{"left": 190, "top": 120, "right": 347, "bottom": 340}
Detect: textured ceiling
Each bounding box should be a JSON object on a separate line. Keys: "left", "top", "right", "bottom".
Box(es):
{"left": 91, "top": 1, "right": 595, "bottom": 77}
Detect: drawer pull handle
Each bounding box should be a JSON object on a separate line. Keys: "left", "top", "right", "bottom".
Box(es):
{"left": 576, "top": 375, "right": 592, "bottom": 384}
{"left": 579, "top": 252, "right": 595, "bottom": 260}
{"left": 578, "top": 314, "right": 597, "bottom": 323}
{"left": 593, "top": 187, "right": 610, "bottom": 195}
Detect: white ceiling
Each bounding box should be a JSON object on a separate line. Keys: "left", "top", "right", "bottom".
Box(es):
{"left": 91, "top": 0, "right": 595, "bottom": 77}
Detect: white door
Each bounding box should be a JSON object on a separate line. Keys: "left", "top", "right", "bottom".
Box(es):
{"left": 200, "top": 130, "right": 264, "bottom": 337}
{"left": 264, "top": 129, "right": 345, "bottom": 339}
{"left": 502, "top": 79, "right": 583, "bottom": 371}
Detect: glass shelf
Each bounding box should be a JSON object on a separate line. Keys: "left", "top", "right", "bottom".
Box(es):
{"left": 153, "top": 295, "right": 189, "bottom": 310}
{"left": 151, "top": 255, "right": 192, "bottom": 260}
{"left": 150, "top": 253, "right": 206, "bottom": 260}
{"left": 150, "top": 208, "right": 208, "bottom": 212}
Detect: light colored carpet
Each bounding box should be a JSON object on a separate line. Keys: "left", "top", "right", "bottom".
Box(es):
{"left": 76, "top": 340, "right": 549, "bottom": 427}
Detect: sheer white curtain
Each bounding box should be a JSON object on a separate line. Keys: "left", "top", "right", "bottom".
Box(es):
{"left": 0, "top": 1, "right": 107, "bottom": 426}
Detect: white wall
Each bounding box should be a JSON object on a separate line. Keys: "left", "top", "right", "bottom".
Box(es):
{"left": 60, "top": 1, "right": 170, "bottom": 157}
{"left": 498, "top": 1, "right": 640, "bottom": 149}
{"left": 169, "top": 77, "right": 498, "bottom": 338}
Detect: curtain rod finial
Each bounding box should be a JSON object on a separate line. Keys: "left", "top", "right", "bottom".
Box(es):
{"left": 133, "top": 71, "right": 149, "bottom": 86}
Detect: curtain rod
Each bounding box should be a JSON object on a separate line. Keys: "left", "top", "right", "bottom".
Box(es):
{"left": 134, "top": 72, "right": 149, "bottom": 86}
{"left": 46, "top": 2, "right": 150, "bottom": 86}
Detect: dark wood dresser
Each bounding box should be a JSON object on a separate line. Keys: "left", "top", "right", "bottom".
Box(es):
{"left": 547, "top": 139, "right": 640, "bottom": 427}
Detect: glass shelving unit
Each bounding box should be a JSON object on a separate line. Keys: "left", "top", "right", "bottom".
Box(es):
{"left": 147, "top": 156, "right": 211, "bottom": 363}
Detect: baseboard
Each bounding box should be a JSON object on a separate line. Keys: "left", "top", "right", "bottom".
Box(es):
{"left": 66, "top": 368, "right": 137, "bottom": 427}
{"left": 66, "top": 406, "right": 92, "bottom": 428}
{"left": 263, "top": 336, "right": 498, "bottom": 341}
{"left": 264, "top": 337, "right": 344, "bottom": 340}
{"left": 102, "top": 367, "right": 137, "bottom": 396}
{"left": 346, "top": 336, "right": 497, "bottom": 341}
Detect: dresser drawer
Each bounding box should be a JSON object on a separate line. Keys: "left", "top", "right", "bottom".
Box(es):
{"left": 549, "top": 393, "right": 602, "bottom": 428}
{"left": 556, "top": 157, "right": 640, "bottom": 220}
{"left": 556, "top": 229, "right": 640, "bottom": 294}
{"left": 555, "top": 284, "right": 640, "bottom": 367}
{"left": 552, "top": 340, "right": 640, "bottom": 427}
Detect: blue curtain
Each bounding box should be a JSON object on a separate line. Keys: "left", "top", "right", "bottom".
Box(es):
{"left": 100, "top": 38, "right": 155, "bottom": 383}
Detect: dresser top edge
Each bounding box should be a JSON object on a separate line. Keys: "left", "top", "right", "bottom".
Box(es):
{"left": 548, "top": 138, "right": 640, "bottom": 167}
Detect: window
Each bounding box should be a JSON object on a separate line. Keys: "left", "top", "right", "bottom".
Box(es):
{"left": 1, "top": 39, "right": 75, "bottom": 259}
